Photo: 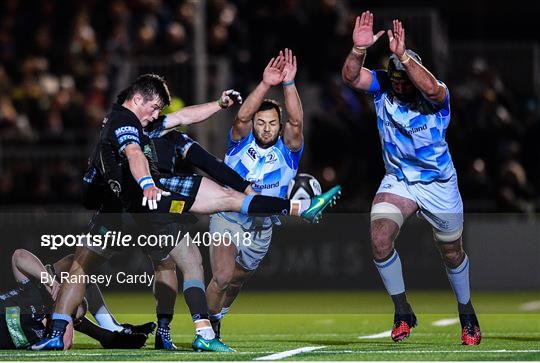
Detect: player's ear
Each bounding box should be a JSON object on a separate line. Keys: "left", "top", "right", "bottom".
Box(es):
{"left": 133, "top": 93, "right": 142, "bottom": 106}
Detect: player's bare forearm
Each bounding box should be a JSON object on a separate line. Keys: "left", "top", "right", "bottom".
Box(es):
{"left": 402, "top": 58, "right": 446, "bottom": 103}
{"left": 125, "top": 144, "right": 152, "bottom": 182}
{"left": 283, "top": 85, "right": 304, "bottom": 150}
{"left": 232, "top": 81, "right": 270, "bottom": 139}
{"left": 342, "top": 51, "right": 366, "bottom": 88}
{"left": 165, "top": 101, "right": 222, "bottom": 128}
{"left": 236, "top": 81, "right": 270, "bottom": 123}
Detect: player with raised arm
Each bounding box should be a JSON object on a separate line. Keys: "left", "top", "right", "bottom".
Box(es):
{"left": 204, "top": 49, "right": 307, "bottom": 342}
{"left": 341, "top": 11, "right": 481, "bottom": 345}
{"left": 33, "top": 72, "right": 340, "bottom": 352}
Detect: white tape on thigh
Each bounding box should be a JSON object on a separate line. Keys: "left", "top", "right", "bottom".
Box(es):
{"left": 371, "top": 202, "right": 404, "bottom": 228}
{"left": 433, "top": 226, "right": 463, "bottom": 242}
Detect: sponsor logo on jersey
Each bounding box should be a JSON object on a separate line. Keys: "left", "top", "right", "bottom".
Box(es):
{"left": 118, "top": 134, "right": 139, "bottom": 144}
{"left": 247, "top": 147, "right": 258, "bottom": 160}
{"left": 252, "top": 181, "right": 280, "bottom": 190}
{"left": 169, "top": 200, "right": 185, "bottom": 214}
{"left": 384, "top": 120, "right": 427, "bottom": 136}
{"left": 114, "top": 126, "right": 139, "bottom": 137}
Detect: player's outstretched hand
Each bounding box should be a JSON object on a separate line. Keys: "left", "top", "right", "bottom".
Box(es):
{"left": 353, "top": 11, "right": 384, "bottom": 48}
{"left": 262, "top": 55, "right": 286, "bottom": 86}
{"left": 281, "top": 48, "right": 297, "bottom": 83}
{"left": 142, "top": 186, "right": 171, "bottom": 210}
{"left": 219, "top": 89, "right": 243, "bottom": 108}
{"left": 387, "top": 19, "right": 406, "bottom": 59}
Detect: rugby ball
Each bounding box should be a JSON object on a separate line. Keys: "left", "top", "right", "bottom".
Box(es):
{"left": 287, "top": 173, "right": 322, "bottom": 200}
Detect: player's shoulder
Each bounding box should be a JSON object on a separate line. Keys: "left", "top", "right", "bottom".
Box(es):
{"left": 367, "top": 69, "right": 392, "bottom": 96}
{"left": 107, "top": 104, "right": 141, "bottom": 129}
{"left": 227, "top": 129, "right": 254, "bottom": 154}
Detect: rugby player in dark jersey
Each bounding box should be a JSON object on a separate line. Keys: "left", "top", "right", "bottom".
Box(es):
{"left": 33, "top": 73, "right": 340, "bottom": 352}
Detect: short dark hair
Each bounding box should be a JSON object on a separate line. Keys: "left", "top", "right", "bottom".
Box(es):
{"left": 255, "top": 99, "right": 282, "bottom": 123}
{"left": 119, "top": 74, "right": 171, "bottom": 108}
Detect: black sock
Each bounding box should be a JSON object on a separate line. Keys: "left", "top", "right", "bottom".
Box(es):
{"left": 157, "top": 314, "right": 173, "bottom": 329}
{"left": 458, "top": 301, "right": 475, "bottom": 315}
{"left": 49, "top": 319, "right": 69, "bottom": 338}
{"left": 391, "top": 292, "right": 410, "bottom": 314}
{"left": 246, "top": 195, "right": 290, "bottom": 215}
{"left": 183, "top": 287, "right": 209, "bottom": 321}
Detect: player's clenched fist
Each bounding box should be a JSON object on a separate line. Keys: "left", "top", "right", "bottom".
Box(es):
{"left": 218, "top": 89, "right": 243, "bottom": 108}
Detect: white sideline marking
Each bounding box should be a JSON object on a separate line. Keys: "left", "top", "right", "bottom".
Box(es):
{"left": 311, "top": 349, "right": 540, "bottom": 354}
{"left": 357, "top": 330, "right": 391, "bottom": 339}
{"left": 254, "top": 346, "right": 325, "bottom": 360}
{"left": 520, "top": 300, "right": 540, "bottom": 311}
{"left": 432, "top": 317, "right": 460, "bottom": 326}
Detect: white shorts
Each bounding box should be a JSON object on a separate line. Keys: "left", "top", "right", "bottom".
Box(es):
{"left": 376, "top": 174, "right": 464, "bottom": 238}
{"left": 209, "top": 213, "right": 272, "bottom": 271}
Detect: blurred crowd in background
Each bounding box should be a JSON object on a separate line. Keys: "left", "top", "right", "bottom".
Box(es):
{"left": 0, "top": 0, "right": 538, "bottom": 214}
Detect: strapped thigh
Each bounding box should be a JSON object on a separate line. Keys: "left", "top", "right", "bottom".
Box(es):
{"left": 371, "top": 202, "right": 404, "bottom": 228}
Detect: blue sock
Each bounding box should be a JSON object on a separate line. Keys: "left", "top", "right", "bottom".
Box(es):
{"left": 49, "top": 313, "right": 71, "bottom": 338}
{"left": 446, "top": 254, "right": 470, "bottom": 304}
{"left": 374, "top": 249, "right": 405, "bottom": 296}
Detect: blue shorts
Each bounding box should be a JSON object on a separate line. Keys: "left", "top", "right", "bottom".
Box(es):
{"left": 209, "top": 213, "right": 272, "bottom": 271}
{"left": 376, "top": 174, "right": 463, "bottom": 238}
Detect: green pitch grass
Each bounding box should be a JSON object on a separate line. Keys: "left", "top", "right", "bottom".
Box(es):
{"left": 1, "top": 291, "right": 539, "bottom": 361}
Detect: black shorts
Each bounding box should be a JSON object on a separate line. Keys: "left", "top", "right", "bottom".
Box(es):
{"left": 156, "top": 174, "right": 202, "bottom": 213}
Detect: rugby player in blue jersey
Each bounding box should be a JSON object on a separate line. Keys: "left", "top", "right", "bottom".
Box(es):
{"left": 204, "top": 49, "right": 305, "bottom": 340}
{"left": 342, "top": 11, "right": 481, "bottom": 345}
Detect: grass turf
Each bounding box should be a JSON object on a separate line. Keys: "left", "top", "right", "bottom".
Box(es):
{"left": 1, "top": 291, "right": 539, "bottom": 361}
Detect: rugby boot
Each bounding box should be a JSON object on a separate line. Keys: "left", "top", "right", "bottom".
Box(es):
{"left": 155, "top": 327, "right": 177, "bottom": 350}
{"left": 460, "top": 313, "right": 481, "bottom": 345}
{"left": 301, "top": 185, "right": 342, "bottom": 223}
{"left": 391, "top": 304, "right": 417, "bottom": 342}
{"left": 30, "top": 335, "right": 64, "bottom": 351}
{"left": 192, "top": 335, "right": 235, "bottom": 352}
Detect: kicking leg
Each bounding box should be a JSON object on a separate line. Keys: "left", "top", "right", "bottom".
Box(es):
{"left": 189, "top": 177, "right": 340, "bottom": 222}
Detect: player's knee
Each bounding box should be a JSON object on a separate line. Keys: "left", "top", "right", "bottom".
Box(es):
{"left": 11, "top": 249, "right": 28, "bottom": 264}
{"left": 212, "top": 272, "right": 234, "bottom": 292}
{"left": 441, "top": 247, "right": 464, "bottom": 268}
{"left": 154, "top": 257, "right": 176, "bottom": 272}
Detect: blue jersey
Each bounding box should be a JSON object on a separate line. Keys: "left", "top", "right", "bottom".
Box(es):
{"left": 220, "top": 130, "right": 303, "bottom": 229}
{"left": 368, "top": 70, "right": 455, "bottom": 183}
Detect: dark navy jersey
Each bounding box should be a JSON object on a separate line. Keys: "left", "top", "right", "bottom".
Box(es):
{"left": 0, "top": 279, "right": 53, "bottom": 349}
{"left": 144, "top": 116, "right": 195, "bottom": 175}
{"left": 85, "top": 104, "right": 160, "bottom": 212}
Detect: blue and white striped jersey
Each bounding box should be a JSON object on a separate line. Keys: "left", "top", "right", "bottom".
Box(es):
{"left": 220, "top": 130, "right": 303, "bottom": 229}
{"left": 368, "top": 70, "right": 456, "bottom": 183}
